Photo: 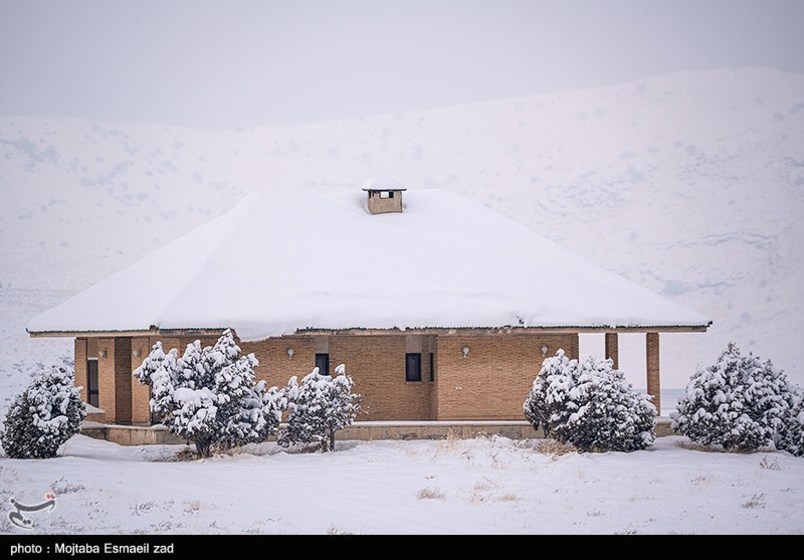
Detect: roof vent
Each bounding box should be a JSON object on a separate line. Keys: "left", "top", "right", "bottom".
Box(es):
{"left": 362, "top": 176, "right": 406, "bottom": 215}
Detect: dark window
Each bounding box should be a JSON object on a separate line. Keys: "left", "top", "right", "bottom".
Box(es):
{"left": 406, "top": 353, "right": 422, "bottom": 382}
{"left": 87, "top": 359, "right": 99, "bottom": 408}
{"left": 429, "top": 352, "right": 435, "bottom": 382}
{"left": 315, "top": 353, "right": 330, "bottom": 377}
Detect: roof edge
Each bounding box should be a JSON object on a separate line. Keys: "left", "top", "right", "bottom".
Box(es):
{"left": 29, "top": 322, "right": 711, "bottom": 339}
{"left": 294, "top": 324, "right": 711, "bottom": 336}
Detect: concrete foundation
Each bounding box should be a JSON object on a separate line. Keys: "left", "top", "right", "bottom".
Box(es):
{"left": 81, "top": 417, "right": 674, "bottom": 446}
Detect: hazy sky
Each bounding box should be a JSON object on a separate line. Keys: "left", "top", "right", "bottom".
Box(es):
{"left": 1, "top": 0, "right": 803, "bottom": 129}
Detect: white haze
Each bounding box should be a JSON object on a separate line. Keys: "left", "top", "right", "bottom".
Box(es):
{"left": 1, "top": 0, "right": 803, "bottom": 128}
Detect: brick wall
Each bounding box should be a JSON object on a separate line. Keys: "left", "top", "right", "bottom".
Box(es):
{"left": 78, "top": 330, "right": 588, "bottom": 424}
{"left": 435, "top": 334, "right": 575, "bottom": 420}
{"left": 330, "top": 335, "right": 431, "bottom": 421}
{"left": 243, "top": 335, "right": 432, "bottom": 420}
{"left": 74, "top": 338, "right": 87, "bottom": 401}
{"left": 241, "top": 336, "right": 318, "bottom": 387}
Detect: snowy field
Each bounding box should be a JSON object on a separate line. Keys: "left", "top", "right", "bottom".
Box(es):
{"left": 0, "top": 434, "right": 801, "bottom": 534}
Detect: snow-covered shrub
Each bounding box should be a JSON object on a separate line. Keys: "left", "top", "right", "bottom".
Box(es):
{"left": 524, "top": 350, "right": 656, "bottom": 452}
{"left": 777, "top": 388, "right": 804, "bottom": 457}
{"left": 1, "top": 367, "right": 86, "bottom": 459}
{"left": 279, "top": 364, "right": 360, "bottom": 452}
{"left": 671, "top": 343, "right": 791, "bottom": 452}
{"left": 134, "top": 329, "right": 280, "bottom": 457}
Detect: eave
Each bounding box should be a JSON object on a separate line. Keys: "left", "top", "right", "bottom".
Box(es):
{"left": 28, "top": 322, "right": 711, "bottom": 339}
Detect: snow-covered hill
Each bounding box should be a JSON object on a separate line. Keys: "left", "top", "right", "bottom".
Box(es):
{"left": 1, "top": 66, "right": 802, "bottom": 399}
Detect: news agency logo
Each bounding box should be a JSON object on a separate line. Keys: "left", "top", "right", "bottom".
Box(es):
{"left": 7, "top": 491, "right": 57, "bottom": 529}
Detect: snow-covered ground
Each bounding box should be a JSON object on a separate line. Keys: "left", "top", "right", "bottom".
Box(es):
{"left": 1, "top": 435, "right": 801, "bottom": 534}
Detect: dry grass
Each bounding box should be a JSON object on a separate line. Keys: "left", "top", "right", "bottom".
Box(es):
{"left": 183, "top": 499, "right": 201, "bottom": 513}
{"left": 495, "top": 493, "right": 519, "bottom": 503}
{"left": 759, "top": 456, "right": 781, "bottom": 471}
{"left": 742, "top": 493, "right": 766, "bottom": 509}
{"left": 130, "top": 501, "right": 157, "bottom": 516}
{"left": 675, "top": 440, "right": 723, "bottom": 453}
{"left": 435, "top": 429, "right": 461, "bottom": 449}
{"left": 676, "top": 439, "right": 771, "bottom": 455}
{"left": 473, "top": 478, "right": 497, "bottom": 492}
{"left": 417, "top": 487, "right": 446, "bottom": 500}
{"left": 433, "top": 429, "right": 469, "bottom": 460}
{"left": 689, "top": 475, "right": 708, "bottom": 487}
{"left": 50, "top": 477, "right": 85, "bottom": 494}
{"left": 130, "top": 499, "right": 174, "bottom": 517}
{"left": 535, "top": 438, "right": 576, "bottom": 458}
{"left": 152, "top": 446, "right": 198, "bottom": 462}
{"left": 468, "top": 492, "right": 487, "bottom": 504}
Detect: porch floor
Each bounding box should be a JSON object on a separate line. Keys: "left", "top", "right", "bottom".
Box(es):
{"left": 81, "top": 418, "right": 674, "bottom": 446}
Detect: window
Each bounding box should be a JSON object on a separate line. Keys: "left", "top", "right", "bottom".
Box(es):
{"left": 315, "top": 353, "right": 330, "bottom": 377}
{"left": 429, "top": 352, "right": 435, "bottom": 382}
{"left": 87, "top": 359, "right": 99, "bottom": 407}
{"left": 380, "top": 190, "right": 394, "bottom": 199}
{"left": 406, "top": 353, "right": 422, "bottom": 382}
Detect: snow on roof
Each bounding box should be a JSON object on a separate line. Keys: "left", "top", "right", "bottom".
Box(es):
{"left": 27, "top": 189, "right": 710, "bottom": 340}
{"left": 361, "top": 176, "right": 407, "bottom": 191}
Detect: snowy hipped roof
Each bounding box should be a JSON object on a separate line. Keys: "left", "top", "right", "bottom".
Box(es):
{"left": 28, "top": 189, "right": 710, "bottom": 340}
{"left": 361, "top": 176, "right": 407, "bottom": 191}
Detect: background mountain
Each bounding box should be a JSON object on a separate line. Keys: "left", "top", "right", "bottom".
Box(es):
{"left": 1, "top": 66, "right": 802, "bottom": 403}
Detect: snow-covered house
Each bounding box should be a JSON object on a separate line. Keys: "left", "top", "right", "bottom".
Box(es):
{"left": 27, "top": 183, "right": 710, "bottom": 424}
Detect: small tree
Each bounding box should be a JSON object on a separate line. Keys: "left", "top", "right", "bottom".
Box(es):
{"left": 671, "top": 343, "right": 791, "bottom": 452}
{"left": 1, "top": 367, "right": 86, "bottom": 459}
{"left": 135, "top": 329, "right": 280, "bottom": 457}
{"left": 776, "top": 388, "right": 804, "bottom": 457}
{"left": 215, "top": 354, "right": 283, "bottom": 450}
{"left": 524, "top": 350, "right": 656, "bottom": 452}
{"left": 279, "top": 364, "right": 360, "bottom": 452}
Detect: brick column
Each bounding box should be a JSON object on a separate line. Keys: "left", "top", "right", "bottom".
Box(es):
{"left": 74, "top": 338, "right": 88, "bottom": 400}
{"left": 97, "top": 338, "right": 116, "bottom": 423}
{"left": 429, "top": 340, "right": 438, "bottom": 420}
{"left": 568, "top": 333, "right": 580, "bottom": 360}
{"left": 130, "top": 337, "right": 152, "bottom": 425}
{"left": 114, "top": 338, "right": 133, "bottom": 424}
{"left": 646, "top": 332, "right": 661, "bottom": 414}
{"left": 604, "top": 333, "right": 619, "bottom": 369}
{"left": 97, "top": 337, "right": 133, "bottom": 424}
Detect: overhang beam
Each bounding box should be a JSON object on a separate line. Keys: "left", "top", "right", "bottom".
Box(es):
{"left": 29, "top": 323, "right": 710, "bottom": 339}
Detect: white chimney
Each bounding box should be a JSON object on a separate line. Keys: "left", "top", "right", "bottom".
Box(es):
{"left": 362, "top": 176, "right": 406, "bottom": 215}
